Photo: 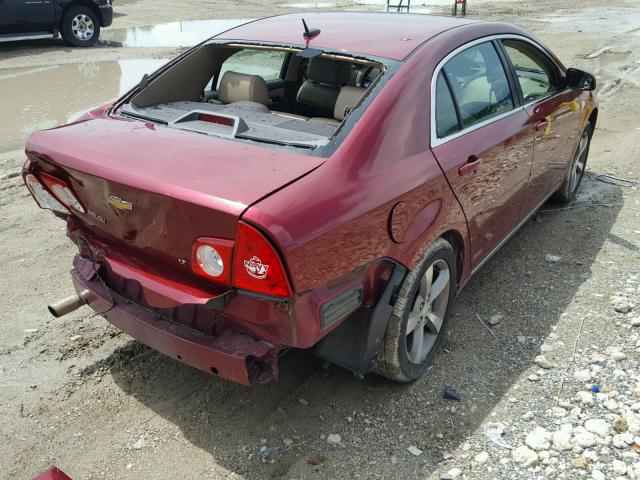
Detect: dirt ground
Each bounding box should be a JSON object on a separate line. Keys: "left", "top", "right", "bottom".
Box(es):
{"left": 1, "top": 0, "right": 639, "bottom": 479}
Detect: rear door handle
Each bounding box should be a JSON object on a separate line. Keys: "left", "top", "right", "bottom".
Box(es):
{"left": 458, "top": 155, "right": 482, "bottom": 176}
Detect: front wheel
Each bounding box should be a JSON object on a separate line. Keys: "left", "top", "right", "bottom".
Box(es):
{"left": 374, "top": 238, "right": 456, "bottom": 382}
{"left": 61, "top": 6, "right": 101, "bottom": 47}
{"left": 553, "top": 121, "right": 592, "bottom": 203}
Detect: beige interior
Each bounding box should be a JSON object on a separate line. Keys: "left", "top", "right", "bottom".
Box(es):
{"left": 218, "top": 71, "right": 269, "bottom": 105}
{"left": 128, "top": 43, "right": 382, "bottom": 132}
{"left": 132, "top": 45, "right": 236, "bottom": 108}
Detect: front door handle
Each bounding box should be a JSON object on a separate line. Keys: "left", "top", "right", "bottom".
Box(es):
{"left": 458, "top": 155, "right": 482, "bottom": 176}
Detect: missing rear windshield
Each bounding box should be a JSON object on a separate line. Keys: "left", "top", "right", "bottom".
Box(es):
{"left": 119, "top": 43, "right": 387, "bottom": 149}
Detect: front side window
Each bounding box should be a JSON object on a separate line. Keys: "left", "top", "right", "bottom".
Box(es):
{"left": 502, "top": 40, "right": 558, "bottom": 102}
{"left": 443, "top": 42, "right": 514, "bottom": 128}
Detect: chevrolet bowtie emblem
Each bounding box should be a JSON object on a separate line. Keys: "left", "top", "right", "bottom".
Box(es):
{"left": 105, "top": 195, "right": 133, "bottom": 211}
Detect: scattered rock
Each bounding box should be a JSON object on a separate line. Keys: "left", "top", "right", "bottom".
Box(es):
{"left": 612, "top": 459, "right": 627, "bottom": 475}
{"left": 259, "top": 446, "right": 281, "bottom": 463}
{"left": 545, "top": 254, "right": 562, "bottom": 263}
{"left": 407, "top": 445, "right": 423, "bottom": 456}
{"left": 528, "top": 374, "right": 540, "bottom": 382}
{"left": 308, "top": 454, "right": 326, "bottom": 465}
{"left": 571, "top": 456, "right": 588, "bottom": 469}
{"left": 607, "top": 347, "right": 627, "bottom": 362}
{"left": 283, "top": 438, "right": 293, "bottom": 448}
{"left": 23, "top": 328, "right": 38, "bottom": 333}
{"left": 540, "top": 343, "right": 554, "bottom": 353}
{"left": 443, "top": 385, "right": 461, "bottom": 401}
{"left": 573, "top": 428, "right": 597, "bottom": 448}
{"left": 488, "top": 314, "right": 503, "bottom": 326}
{"left": 613, "top": 417, "right": 629, "bottom": 433}
{"left": 526, "top": 427, "right": 551, "bottom": 451}
{"left": 298, "top": 398, "right": 309, "bottom": 406}
{"left": 512, "top": 446, "right": 539, "bottom": 468}
{"left": 576, "top": 391, "right": 594, "bottom": 404}
{"left": 475, "top": 451, "right": 489, "bottom": 465}
{"left": 603, "top": 398, "right": 619, "bottom": 411}
{"left": 630, "top": 317, "right": 640, "bottom": 327}
{"left": 611, "top": 296, "right": 631, "bottom": 313}
{"left": 552, "top": 430, "right": 573, "bottom": 451}
{"left": 534, "top": 355, "right": 554, "bottom": 369}
{"left": 574, "top": 369, "right": 592, "bottom": 382}
{"left": 585, "top": 418, "right": 610, "bottom": 437}
{"left": 591, "top": 469, "right": 605, "bottom": 480}
{"left": 326, "top": 434, "right": 341, "bottom": 445}
{"left": 132, "top": 437, "right": 146, "bottom": 450}
{"left": 440, "top": 468, "right": 462, "bottom": 480}
{"left": 440, "top": 468, "right": 462, "bottom": 479}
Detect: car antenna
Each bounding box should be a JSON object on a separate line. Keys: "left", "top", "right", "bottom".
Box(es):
{"left": 298, "top": 19, "right": 322, "bottom": 58}
{"left": 302, "top": 18, "right": 321, "bottom": 46}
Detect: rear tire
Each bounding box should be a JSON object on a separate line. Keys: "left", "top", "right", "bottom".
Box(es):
{"left": 553, "top": 121, "right": 592, "bottom": 203}
{"left": 374, "top": 238, "right": 456, "bottom": 382}
{"left": 61, "top": 5, "right": 100, "bottom": 47}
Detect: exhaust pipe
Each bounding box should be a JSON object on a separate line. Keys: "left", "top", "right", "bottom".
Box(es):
{"left": 48, "top": 290, "right": 90, "bottom": 318}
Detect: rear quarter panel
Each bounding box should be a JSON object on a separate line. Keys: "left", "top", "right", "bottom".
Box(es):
{"left": 244, "top": 49, "right": 470, "bottom": 295}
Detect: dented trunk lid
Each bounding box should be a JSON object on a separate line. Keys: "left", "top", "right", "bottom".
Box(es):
{"left": 25, "top": 116, "right": 324, "bottom": 268}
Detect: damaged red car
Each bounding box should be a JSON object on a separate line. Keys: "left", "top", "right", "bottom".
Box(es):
{"left": 23, "top": 13, "right": 597, "bottom": 385}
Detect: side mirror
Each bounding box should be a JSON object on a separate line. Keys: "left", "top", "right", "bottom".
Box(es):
{"left": 565, "top": 68, "right": 596, "bottom": 91}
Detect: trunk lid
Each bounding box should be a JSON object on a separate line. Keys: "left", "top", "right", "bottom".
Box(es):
{"left": 26, "top": 116, "right": 323, "bottom": 269}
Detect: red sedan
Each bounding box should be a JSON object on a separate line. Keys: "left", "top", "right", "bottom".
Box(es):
{"left": 23, "top": 13, "right": 597, "bottom": 385}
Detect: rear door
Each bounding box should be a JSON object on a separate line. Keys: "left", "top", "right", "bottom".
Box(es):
{"left": 0, "top": 0, "right": 54, "bottom": 34}
{"left": 499, "top": 38, "right": 582, "bottom": 217}
{"left": 431, "top": 40, "right": 533, "bottom": 269}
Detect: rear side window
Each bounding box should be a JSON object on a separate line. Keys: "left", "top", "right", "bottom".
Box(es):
{"left": 443, "top": 42, "right": 514, "bottom": 128}
{"left": 502, "top": 40, "right": 558, "bottom": 102}
{"left": 435, "top": 72, "right": 459, "bottom": 138}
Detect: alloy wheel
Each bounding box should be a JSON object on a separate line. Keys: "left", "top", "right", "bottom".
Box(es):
{"left": 570, "top": 128, "right": 589, "bottom": 193}
{"left": 71, "top": 14, "right": 95, "bottom": 41}
{"left": 405, "top": 259, "right": 451, "bottom": 364}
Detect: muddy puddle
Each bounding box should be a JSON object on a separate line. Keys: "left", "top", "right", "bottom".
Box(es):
{"left": 0, "top": 59, "right": 167, "bottom": 152}
{"left": 281, "top": 2, "right": 336, "bottom": 7}
{"left": 100, "top": 18, "right": 252, "bottom": 48}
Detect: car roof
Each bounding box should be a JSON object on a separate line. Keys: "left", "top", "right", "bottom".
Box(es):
{"left": 215, "top": 12, "right": 481, "bottom": 61}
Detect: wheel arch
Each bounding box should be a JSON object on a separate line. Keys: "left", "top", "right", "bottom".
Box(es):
{"left": 440, "top": 229, "right": 465, "bottom": 287}
{"left": 62, "top": 0, "right": 102, "bottom": 24}
{"left": 587, "top": 107, "right": 598, "bottom": 130}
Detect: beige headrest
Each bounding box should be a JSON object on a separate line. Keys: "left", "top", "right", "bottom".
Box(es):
{"left": 334, "top": 86, "right": 366, "bottom": 121}
{"left": 218, "top": 71, "right": 269, "bottom": 106}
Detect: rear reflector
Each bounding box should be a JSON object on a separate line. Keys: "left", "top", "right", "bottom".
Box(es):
{"left": 24, "top": 173, "right": 68, "bottom": 214}
{"left": 233, "top": 222, "right": 292, "bottom": 298}
{"left": 39, "top": 172, "right": 86, "bottom": 213}
{"left": 191, "top": 238, "right": 234, "bottom": 286}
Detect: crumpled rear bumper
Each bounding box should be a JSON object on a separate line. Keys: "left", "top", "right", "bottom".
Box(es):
{"left": 71, "top": 259, "right": 277, "bottom": 386}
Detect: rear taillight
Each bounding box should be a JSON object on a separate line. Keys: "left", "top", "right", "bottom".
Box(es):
{"left": 190, "top": 223, "right": 292, "bottom": 298}
{"left": 191, "top": 238, "right": 234, "bottom": 285}
{"left": 233, "top": 222, "right": 292, "bottom": 298}
{"left": 39, "top": 173, "right": 86, "bottom": 213}
{"left": 24, "top": 173, "right": 68, "bottom": 214}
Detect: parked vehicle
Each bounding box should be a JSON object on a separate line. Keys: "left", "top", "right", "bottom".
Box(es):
{"left": 0, "top": 0, "right": 112, "bottom": 47}
{"left": 23, "top": 13, "right": 597, "bottom": 385}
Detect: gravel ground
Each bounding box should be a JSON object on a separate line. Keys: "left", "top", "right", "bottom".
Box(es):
{"left": 1, "top": 0, "right": 639, "bottom": 479}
